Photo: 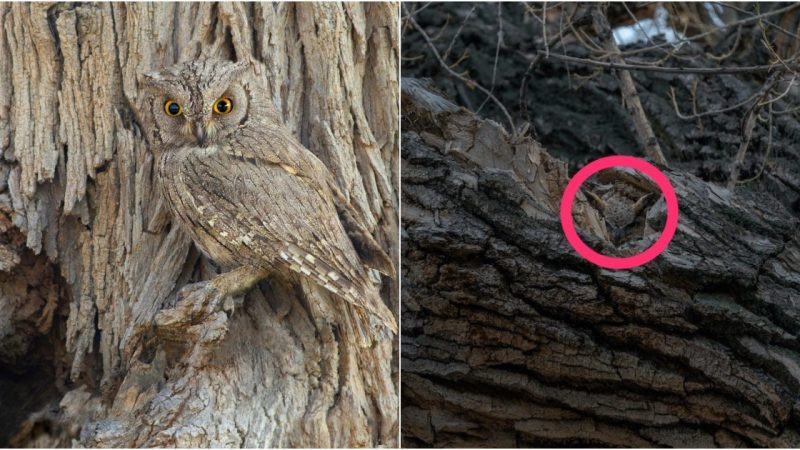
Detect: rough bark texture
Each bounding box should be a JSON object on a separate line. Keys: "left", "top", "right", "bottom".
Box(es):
{"left": 400, "top": 78, "right": 800, "bottom": 447}
{"left": 0, "top": 2, "right": 399, "bottom": 447}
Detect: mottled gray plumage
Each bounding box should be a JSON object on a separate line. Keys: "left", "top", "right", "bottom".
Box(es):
{"left": 140, "top": 59, "right": 396, "bottom": 332}
{"left": 585, "top": 181, "right": 655, "bottom": 245}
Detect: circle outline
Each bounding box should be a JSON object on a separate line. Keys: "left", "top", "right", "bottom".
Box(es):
{"left": 560, "top": 155, "right": 679, "bottom": 270}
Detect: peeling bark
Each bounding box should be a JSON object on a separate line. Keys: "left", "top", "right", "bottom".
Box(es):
{"left": 401, "top": 78, "right": 800, "bottom": 447}
{"left": 0, "top": 2, "right": 398, "bottom": 447}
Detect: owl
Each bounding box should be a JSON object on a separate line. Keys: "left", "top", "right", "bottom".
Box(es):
{"left": 139, "top": 59, "right": 397, "bottom": 333}
{"left": 585, "top": 182, "right": 655, "bottom": 246}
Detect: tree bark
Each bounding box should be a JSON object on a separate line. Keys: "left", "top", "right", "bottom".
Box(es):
{"left": 400, "top": 78, "right": 800, "bottom": 447}
{"left": 0, "top": 2, "right": 398, "bottom": 447}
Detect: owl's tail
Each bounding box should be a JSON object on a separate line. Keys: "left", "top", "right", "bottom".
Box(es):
{"left": 281, "top": 243, "right": 398, "bottom": 334}
{"left": 329, "top": 182, "right": 397, "bottom": 278}
{"left": 347, "top": 280, "right": 398, "bottom": 335}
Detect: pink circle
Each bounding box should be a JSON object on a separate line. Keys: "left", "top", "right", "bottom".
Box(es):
{"left": 560, "top": 155, "right": 679, "bottom": 270}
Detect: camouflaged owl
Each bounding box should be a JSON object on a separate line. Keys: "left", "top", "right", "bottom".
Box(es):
{"left": 140, "top": 59, "right": 397, "bottom": 332}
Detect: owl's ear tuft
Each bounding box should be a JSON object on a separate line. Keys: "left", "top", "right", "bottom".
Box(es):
{"left": 138, "top": 72, "right": 171, "bottom": 93}
{"left": 584, "top": 189, "right": 607, "bottom": 212}
{"left": 633, "top": 193, "right": 656, "bottom": 214}
{"left": 228, "top": 60, "right": 251, "bottom": 79}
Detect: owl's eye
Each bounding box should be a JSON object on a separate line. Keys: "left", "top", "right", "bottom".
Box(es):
{"left": 164, "top": 100, "right": 182, "bottom": 117}
{"left": 213, "top": 97, "right": 233, "bottom": 115}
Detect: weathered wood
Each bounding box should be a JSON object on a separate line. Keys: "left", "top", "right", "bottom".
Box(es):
{"left": 401, "top": 78, "right": 800, "bottom": 447}
{"left": 0, "top": 3, "right": 398, "bottom": 447}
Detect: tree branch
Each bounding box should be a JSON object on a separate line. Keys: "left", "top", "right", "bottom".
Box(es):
{"left": 591, "top": 3, "right": 668, "bottom": 166}
{"left": 536, "top": 51, "right": 797, "bottom": 75}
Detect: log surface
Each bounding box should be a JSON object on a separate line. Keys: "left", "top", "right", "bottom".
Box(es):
{"left": 401, "top": 78, "right": 800, "bottom": 448}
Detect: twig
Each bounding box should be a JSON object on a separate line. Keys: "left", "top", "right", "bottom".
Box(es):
{"left": 621, "top": 2, "right": 681, "bottom": 61}
{"left": 569, "top": 19, "right": 606, "bottom": 53}
{"left": 690, "top": 79, "right": 699, "bottom": 119}
{"left": 442, "top": 5, "right": 476, "bottom": 61}
{"left": 615, "top": 3, "right": 800, "bottom": 57}
{"left": 536, "top": 51, "right": 798, "bottom": 75}
{"left": 591, "top": 3, "right": 668, "bottom": 167}
{"left": 431, "top": 15, "right": 451, "bottom": 41}
{"left": 706, "top": 25, "right": 742, "bottom": 62}
{"left": 755, "top": 6, "right": 800, "bottom": 78}
{"left": 401, "top": 2, "right": 433, "bottom": 20}
{"left": 542, "top": 0, "right": 549, "bottom": 58}
{"left": 727, "top": 105, "right": 760, "bottom": 190}
{"left": 402, "top": 4, "right": 517, "bottom": 135}
{"left": 738, "top": 102, "right": 773, "bottom": 185}
{"left": 715, "top": 2, "right": 800, "bottom": 41}
{"left": 758, "top": 76, "right": 796, "bottom": 106}
{"left": 449, "top": 48, "right": 470, "bottom": 71}
{"left": 669, "top": 87, "right": 759, "bottom": 120}
{"left": 477, "top": 4, "right": 503, "bottom": 114}
{"left": 518, "top": 4, "right": 575, "bottom": 120}
{"left": 727, "top": 73, "right": 781, "bottom": 190}
{"left": 772, "top": 104, "right": 800, "bottom": 115}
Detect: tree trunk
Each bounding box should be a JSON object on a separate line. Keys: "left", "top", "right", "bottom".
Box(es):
{"left": 0, "top": 2, "right": 398, "bottom": 447}
{"left": 400, "top": 78, "right": 800, "bottom": 447}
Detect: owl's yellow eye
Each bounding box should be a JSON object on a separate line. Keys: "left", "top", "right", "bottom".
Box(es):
{"left": 164, "top": 100, "right": 182, "bottom": 117}
{"left": 213, "top": 97, "right": 233, "bottom": 115}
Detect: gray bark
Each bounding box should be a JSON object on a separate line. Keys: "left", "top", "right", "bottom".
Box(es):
{"left": 401, "top": 78, "right": 800, "bottom": 447}
{"left": 0, "top": 3, "right": 398, "bottom": 447}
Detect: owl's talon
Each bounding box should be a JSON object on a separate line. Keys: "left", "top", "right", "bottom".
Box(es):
{"left": 204, "top": 290, "right": 225, "bottom": 317}
{"left": 222, "top": 295, "right": 243, "bottom": 314}
{"left": 155, "top": 282, "right": 231, "bottom": 357}
{"left": 173, "top": 281, "right": 227, "bottom": 323}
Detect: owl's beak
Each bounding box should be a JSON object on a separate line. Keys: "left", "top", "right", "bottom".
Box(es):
{"left": 194, "top": 122, "right": 208, "bottom": 146}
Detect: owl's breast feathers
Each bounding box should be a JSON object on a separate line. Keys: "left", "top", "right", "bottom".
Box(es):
{"left": 157, "top": 137, "right": 397, "bottom": 332}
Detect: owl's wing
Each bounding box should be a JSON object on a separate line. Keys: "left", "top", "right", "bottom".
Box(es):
{"left": 227, "top": 127, "right": 396, "bottom": 277}
{"left": 225, "top": 124, "right": 397, "bottom": 279}
{"left": 178, "top": 142, "right": 397, "bottom": 332}
{"left": 328, "top": 184, "right": 397, "bottom": 278}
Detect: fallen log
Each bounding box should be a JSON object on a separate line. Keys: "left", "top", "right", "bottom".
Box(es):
{"left": 401, "top": 77, "right": 800, "bottom": 448}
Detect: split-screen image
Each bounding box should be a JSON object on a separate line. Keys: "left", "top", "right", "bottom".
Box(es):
{"left": 1, "top": 2, "right": 799, "bottom": 449}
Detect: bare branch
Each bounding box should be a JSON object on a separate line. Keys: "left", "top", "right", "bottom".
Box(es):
{"left": 669, "top": 87, "right": 759, "bottom": 120}
{"left": 591, "top": 3, "right": 668, "bottom": 166}
{"left": 727, "top": 72, "right": 781, "bottom": 190}
{"left": 615, "top": 3, "right": 800, "bottom": 57}
{"left": 716, "top": 2, "right": 800, "bottom": 41}
{"left": 535, "top": 51, "right": 795, "bottom": 75}
{"left": 739, "top": 102, "right": 774, "bottom": 185}
{"left": 476, "top": 4, "right": 503, "bottom": 114}
{"left": 402, "top": 4, "right": 517, "bottom": 135}
{"left": 442, "top": 5, "right": 476, "bottom": 61}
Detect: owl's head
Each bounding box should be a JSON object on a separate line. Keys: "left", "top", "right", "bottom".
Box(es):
{"left": 140, "top": 59, "right": 251, "bottom": 149}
